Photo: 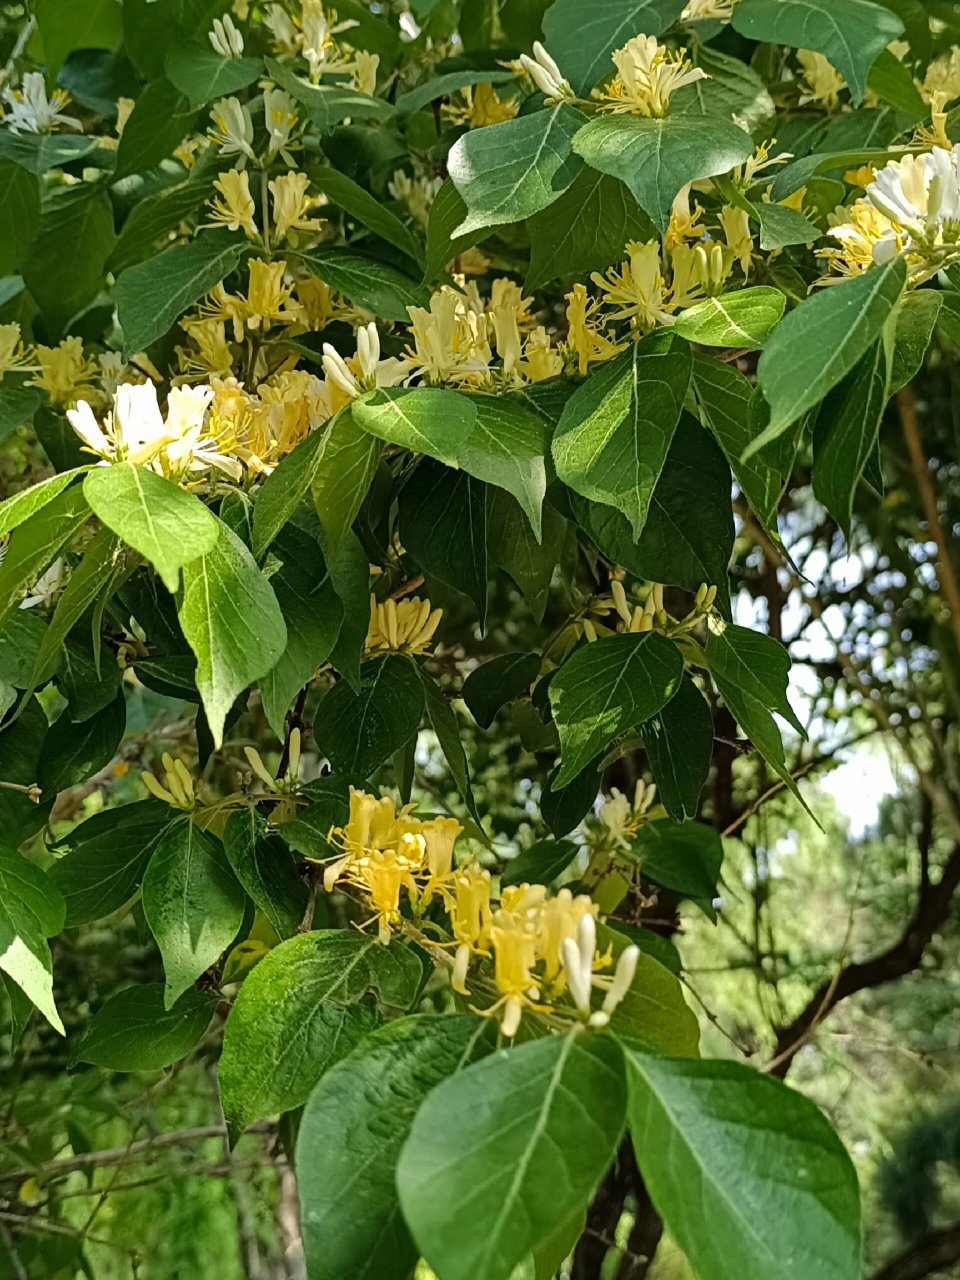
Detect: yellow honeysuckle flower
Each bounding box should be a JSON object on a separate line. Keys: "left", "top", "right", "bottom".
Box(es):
{"left": 718, "top": 204, "right": 754, "bottom": 275}
{"left": 263, "top": 87, "right": 300, "bottom": 163}
{"left": 207, "top": 168, "right": 259, "bottom": 238}
{"left": 664, "top": 184, "right": 704, "bottom": 251}
{"left": 797, "top": 50, "right": 846, "bottom": 110}
{"left": 819, "top": 199, "right": 903, "bottom": 277}
{"left": 203, "top": 259, "right": 302, "bottom": 341}
{"left": 351, "top": 847, "right": 422, "bottom": 942}
{"left": 518, "top": 326, "right": 563, "bottom": 383}
{"left": 596, "top": 35, "right": 707, "bottom": 118}
{"left": 269, "top": 171, "right": 325, "bottom": 241}
{"left": 351, "top": 50, "right": 379, "bottom": 96}
{"left": 299, "top": 0, "right": 354, "bottom": 83}
{"left": 0, "top": 323, "right": 35, "bottom": 379}
{"left": 914, "top": 91, "right": 953, "bottom": 151}
{"left": 563, "top": 283, "right": 625, "bottom": 374}
{"left": 404, "top": 287, "right": 493, "bottom": 386}
{"left": 921, "top": 46, "right": 960, "bottom": 106}
{"left": 30, "top": 337, "right": 99, "bottom": 408}
{"left": 142, "top": 753, "right": 196, "bottom": 811}
{"left": 177, "top": 317, "right": 236, "bottom": 379}
{"left": 537, "top": 889, "right": 598, "bottom": 981}
{"left": 443, "top": 83, "right": 519, "bottom": 128}
{"left": 366, "top": 594, "right": 443, "bottom": 655}
{"left": 486, "top": 907, "right": 542, "bottom": 1037}
{"left": 2, "top": 71, "right": 80, "bottom": 134}
{"left": 388, "top": 169, "right": 442, "bottom": 228}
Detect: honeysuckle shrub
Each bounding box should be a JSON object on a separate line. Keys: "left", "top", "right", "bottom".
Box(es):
{"left": 1, "top": 0, "right": 957, "bottom": 1275}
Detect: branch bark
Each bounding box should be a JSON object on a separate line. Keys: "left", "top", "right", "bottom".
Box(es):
{"left": 871, "top": 1224, "right": 960, "bottom": 1280}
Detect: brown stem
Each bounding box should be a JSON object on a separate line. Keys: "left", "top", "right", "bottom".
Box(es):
{"left": 871, "top": 1224, "right": 960, "bottom": 1280}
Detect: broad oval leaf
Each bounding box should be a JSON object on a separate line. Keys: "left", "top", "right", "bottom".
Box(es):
{"left": 462, "top": 395, "right": 549, "bottom": 538}
{"left": 0, "top": 846, "right": 66, "bottom": 1033}
{"left": 298, "top": 247, "right": 428, "bottom": 321}
{"left": 164, "top": 48, "right": 263, "bottom": 106}
{"left": 298, "top": 1015, "right": 493, "bottom": 1280}
{"left": 550, "top": 632, "right": 684, "bottom": 785}
{"left": 398, "top": 463, "right": 489, "bottom": 624}
{"left": 83, "top": 463, "right": 219, "bottom": 593}
{"left": 543, "top": 0, "right": 686, "bottom": 95}
{"left": 672, "top": 288, "right": 785, "bottom": 350}
{"left": 313, "top": 656, "right": 425, "bottom": 778}
{"left": 624, "top": 1052, "right": 862, "bottom": 1280}
{"left": 0, "top": 484, "right": 90, "bottom": 627}
{"left": 222, "top": 808, "right": 309, "bottom": 940}
{"left": 219, "top": 929, "right": 422, "bottom": 1138}
{"left": 397, "top": 1031, "right": 626, "bottom": 1280}
{"left": 462, "top": 652, "right": 541, "bottom": 730}
{"left": 639, "top": 675, "right": 714, "bottom": 821}
{"left": 72, "top": 984, "right": 218, "bottom": 1071}
{"left": 573, "top": 115, "right": 753, "bottom": 232}
{"left": 553, "top": 332, "right": 692, "bottom": 537}
{"left": 352, "top": 386, "right": 477, "bottom": 468}
{"left": 631, "top": 819, "right": 724, "bottom": 918}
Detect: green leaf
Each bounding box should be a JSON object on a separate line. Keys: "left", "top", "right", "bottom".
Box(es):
{"left": 605, "top": 919, "right": 681, "bottom": 975}
{"left": 639, "top": 676, "right": 713, "bottom": 821}
{"left": 0, "top": 162, "right": 40, "bottom": 277}
{"left": 223, "top": 809, "right": 309, "bottom": 940}
{"left": 38, "top": 690, "right": 126, "bottom": 795}
{"left": 866, "top": 47, "right": 926, "bottom": 118}
{"left": 0, "top": 382, "right": 43, "bottom": 446}
{"left": 673, "top": 42, "right": 775, "bottom": 133}
{"left": 314, "top": 656, "right": 424, "bottom": 777}
{"left": 252, "top": 427, "right": 329, "bottom": 560}
{"left": 889, "top": 289, "right": 941, "bottom": 394}
{"left": 353, "top": 387, "right": 476, "bottom": 468}
{"left": 398, "top": 1031, "right": 626, "bottom": 1280}
{"left": 550, "top": 632, "right": 684, "bottom": 785}
{"left": 0, "top": 130, "right": 97, "bottom": 175}
{"left": 35, "top": 0, "right": 122, "bottom": 71}
{"left": 525, "top": 167, "right": 654, "bottom": 291}
{"left": 219, "top": 929, "right": 421, "bottom": 1137}
{"left": 542, "top": 760, "right": 602, "bottom": 837}
{"left": 395, "top": 69, "right": 516, "bottom": 117}
{"left": 812, "top": 338, "right": 890, "bottom": 538}
{"left": 502, "top": 838, "right": 579, "bottom": 887}
{"left": 542, "top": 0, "right": 686, "bottom": 95}
{"left": 265, "top": 57, "right": 395, "bottom": 132}
{"left": 693, "top": 354, "right": 798, "bottom": 530}
{"left": 733, "top": 0, "right": 903, "bottom": 104}
{"left": 488, "top": 488, "right": 567, "bottom": 623}
{"left": 313, "top": 167, "right": 424, "bottom": 267}
{"left": 448, "top": 104, "right": 585, "bottom": 235}
{"left": 624, "top": 1053, "right": 862, "bottom": 1280}
{"left": 108, "top": 166, "right": 217, "bottom": 274}
{"left": 142, "top": 818, "right": 245, "bottom": 1008}
{"left": 298, "top": 247, "right": 428, "bottom": 321}
{"left": 0, "top": 847, "right": 66, "bottom": 1033}
{"left": 298, "top": 1015, "right": 492, "bottom": 1280}
{"left": 259, "top": 525, "right": 343, "bottom": 740}
{"left": 0, "top": 469, "right": 88, "bottom": 540}
{"left": 115, "top": 76, "right": 199, "bottom": 178}
{"left": 114, "top": 229, "right": 246, "bottom": 356}
{"left": 462, "top": 395, "right": 548, "bottom": 537}
{"left": 424, "top": 178, "right": 491, "bottom": 284}
{"left": 631, "top": 819, "right": 723, "bottom": 917}
{"left": 164, "top": 48, "right": 263, "bottom": 106}
{"left": 49, "top": 800, "right": 173, "bottom": 927}
{"left": 754, "top": 201, "right": 821, "bottom": 251}
{"left": 399, "top": 464, "right": 488, "bottom": 624}
{"left": 22, "top": 185, "right": 116, "bottom": 334}
{"left": 463, "top": 652, "right": 540, "bottom": 730}
{"left": 573, "top": 115, "right": 753, "bottom": 233}
{"left": 178, "top": 519, "right": 287, "bottom": 748}
{"left": 755, "top": 256, "right": 906, "bottom": 443}
{"left": 310, "top": 407, "right": 381, "bottom": 560}
{"left": 672, "top": 288, "right": 785, "bottom": 350}
{"left": 599, "top": 933, "right": 699, "bottom": 1055}
{"left": 553, "top": 332, "right": 691, "bottom": 537}
{"left": 0, "top": 699, "right": 50, "bottom": 845}
{"left": 84, "top": 463, "right": 219, "bottom": 594}
{"left": 0, "top": 484, "right": 90, "bottom": 627}
{"left": 72, "top": 984, "right": 218, "bottom": 1071}
{"left": 418, "top": 670, "right": 482, "bottom": 828}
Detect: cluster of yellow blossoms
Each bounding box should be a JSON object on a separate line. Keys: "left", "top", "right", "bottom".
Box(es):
{"left": 365, "top": 595, "right": 443, "bottom": 656}
{"left": 321, "top": 787, "right": 641, "bottom": 1037}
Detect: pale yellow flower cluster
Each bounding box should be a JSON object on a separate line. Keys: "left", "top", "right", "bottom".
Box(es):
{"left": 591, "top": 236, "right": 738, "bottom": 333}
{"left": 797, "top": 50, "right": 846, "bottom": 110}
{"left": 25, "top": 335, "right": 145, "bottom": 410}
{"left": 595, "top": 35, "right": 707, "bottom": 117}
{"left": 142, "top": 753, "right": 197, "bottom": 811}
{"left": 263, "top": 0, "right": 379, "bottom": 92}
{"left": 442, "top": 83, "right": 519, "bottom": 128}
{"left": 575, "top": 581, "right": 718, "bottom": 647}
{"left": 365, "top": 594, "right": 443, "bottom": 655}
{"left": 206, "top": 169, "right": 326, "bottom": 245}
{"left": 321, "top": 787, "right": 641, "bottom": 1037}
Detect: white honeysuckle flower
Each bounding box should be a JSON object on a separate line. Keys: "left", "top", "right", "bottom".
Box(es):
{"left": 322, "top": 323, "right": 407, "bottom": 397}
{"left": 866, "top": 147, "right": 960, "bottom": 237}
{"left": 560, "top": 913, "right": 596, "bottom": 1015}
{"left": 209, "top": 96, "right": 256, "bottom": 164}
{"left": 263, "top": 88, "right": 299, "bottom": 161}
{"left": 599, "top": 946, "right": 640, "bottom": 1017}
{"left": 209, "top": 13, "right": 245, "bottom": 58}
{"left": 21, "top": 559, "right": 66, "bottom": 610}
{"left": 2, "top": 72, "right": 81, "bottom": 134}
{"left": 518, "top": 42, "right": 573, "bottom": 101}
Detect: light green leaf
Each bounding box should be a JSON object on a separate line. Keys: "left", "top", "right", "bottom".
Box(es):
{"left": 0, "top": 483, "right": 90, "bottom": 627}
{"left": 0, "top": 130, "right": 97, "bottom": 175}
{"left": 0, "top": 846, "right": 65, "bottom": 1033}
{"left": 353, "top": 387, "right": 476, "bottom": 467}
{"left": 310, "top": 407, "right": 381, "bottom": 560}
{"left": 22, "top": 185, "right": 116, "bottom": 334}
{"left": 599, "top": 930, "right": 700, "bottom": 1054}
{"left": 178, "top": 519, "right": 287, "bottom": 748}
{"left": 812, "top": 338, "right": 890, "bottom": 538}
{"left": 49, "top": 800, "right": 173, "bottom": 927}
{"left": 639, "top": 675, "right": 713, "bottom": 821}
{"left": 84, "top": 463, "right": 219, "bottom": 593}
{"left": 142, "top": 818, "right": 245, "bottom": 1008}
{"left": 693, "top": 354, "right": 798, "bottom": 530}
{"left": 733, "top": 0, "right": 903, "bottom": 104}
{"left": 462, "top": 395, "right": 548, "bottom": 538}
{"left": 543, "top": 0, "right": 686, "bottom": 94}
{"left": 525, "top": 167, "right": 654, "bottom": 291}
{"left": 114, "top": 229, "right": 247, "bottom": 356}
{"left": 573, "top": 115, "right": 753, "bottom": 233}
{"left": 673, "top": 42, "right": 775, "bottom": 132}
{"left": 252, "top": 426, "right": 330, "bottom": 560}
{"left": 298, "top": 1016, "right": 492, "bottom": 1280}
{"left": 73, "top": 984, "right": 219, "bottom": 1071}
{"left": 672, "top": 288, "right": 785, "bottom": 350}
{"left": 35, "top": 0, "right": 122, "bottom": 71}
{"left": 219, "top": 929, "right": 422, "bottom": 1138}
{"left": 755, "top": 256, "right": 906, "bottom": 442}
{"left": 164, "top": 48, "right": 263, "bottom": 106}
{"left": 553, "top": 332, "right": 691, "bottom": 537}
{"left": 265, "top": 57, "right": 395, "bottom": 131}
{"left": 448, "top": 105, "right": 585, "bottom": 236}
{"left": 889, "top": 289, "right": 941, "bottom": 394}
{"left": 754, "top": 201, "right": 821, "bottom": 250}
{"left": 398, "top": 1031, "right": 626, "bottom": 1280}
{"left": 624, "top": 1053, "right": 862, "bottom": 1280}
{"left": 0, "top": 469, "right": 88, "bottom": 540}
{"left": 707, "top": 618, "right": 805, "bottom": 737}
{"left": 550, "top": 632, "right": 684, "bottom": 785}
{"left": 298, "top": 248, "right": 428, "bottom": 321}
{"left": 313, "top": 656, "right": 424, "bottom": 777}
{"left": 223, "top": 808, "right": 309, "bottom": 940}
{"left": 313, "top": 167, "right": 424, "bottom": 267}
{"left": 424, "top": 178, "right": 491, "bottom": 284}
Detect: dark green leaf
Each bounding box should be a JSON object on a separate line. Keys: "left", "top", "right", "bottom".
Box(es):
{"left": 462, "top": 395, "right": 549, "bottom": 537}
{"left": 889, "top": 289, "right": 941, "bottom": 394}
{"left": 115, "top": 77, "right": 199, "bottom": 178}
{"left": 395, "top": 70, "right": 516, "bottom": 117}
{"left": 265, "top": 57, "right": 395, "bottom": 131}
{"left": 599, "top": 931, "right": 699, "bottom": 1054}
{"left": 223, "top": 809, "right": 309, "bottom": 940}
{"left": 488, "top": 488, "right": 566, "bottom": 623}
{"left": 108, "top": 167, "right": 217, "bottom": 273}
{"left": 73, "top": 984, "right": 218, "bottom": 1070}
{"left": 399, "top": 462, "right": 488, "bottom": 623}
{"left": 542, "top": 760, "right": 601, "bottom": 837}
{"left": 418, "top": 670, "right": 481, "bottom": 827}
{"left": 631, "top": 819, "right": 723, "bottom": 917}
{"left": 313, "top": 167, "right": 424, "bottom": 266}
{"left": 313, "top": 656, "right": 424, "bottom": 777}
{"left": 502, "top": 838, "right": 579, "bottom": 886}
{"left": 550, "top": 632, "right": 684, "bottom": 785}
{"left": 462, "top": 652, "right": 540, "bottom": 730}
{"left": 38, "top": 690, "right": 126, "bottom": 795}
{"left": 424, "top": 178, "right": 491, "bottom": 284}
{"left": 0, "top": 162, "right": 40, "bottom": 277}
{"left": 22, "top": 185, "right": 116, "bottom": 333}
{"left": 639, "top": 675, "right": 713, "bottom": 821}
{"left": 543, "top": 0, "right": 686, "bottom": 94}
{"left": 309, "top": 407, "right": 381, "bottom": 560}
{"left": 298, "top": 247, "right": 428, "bottom": 321}
{"left": 0, "top": 382, "right": 43, "bottom": 447}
